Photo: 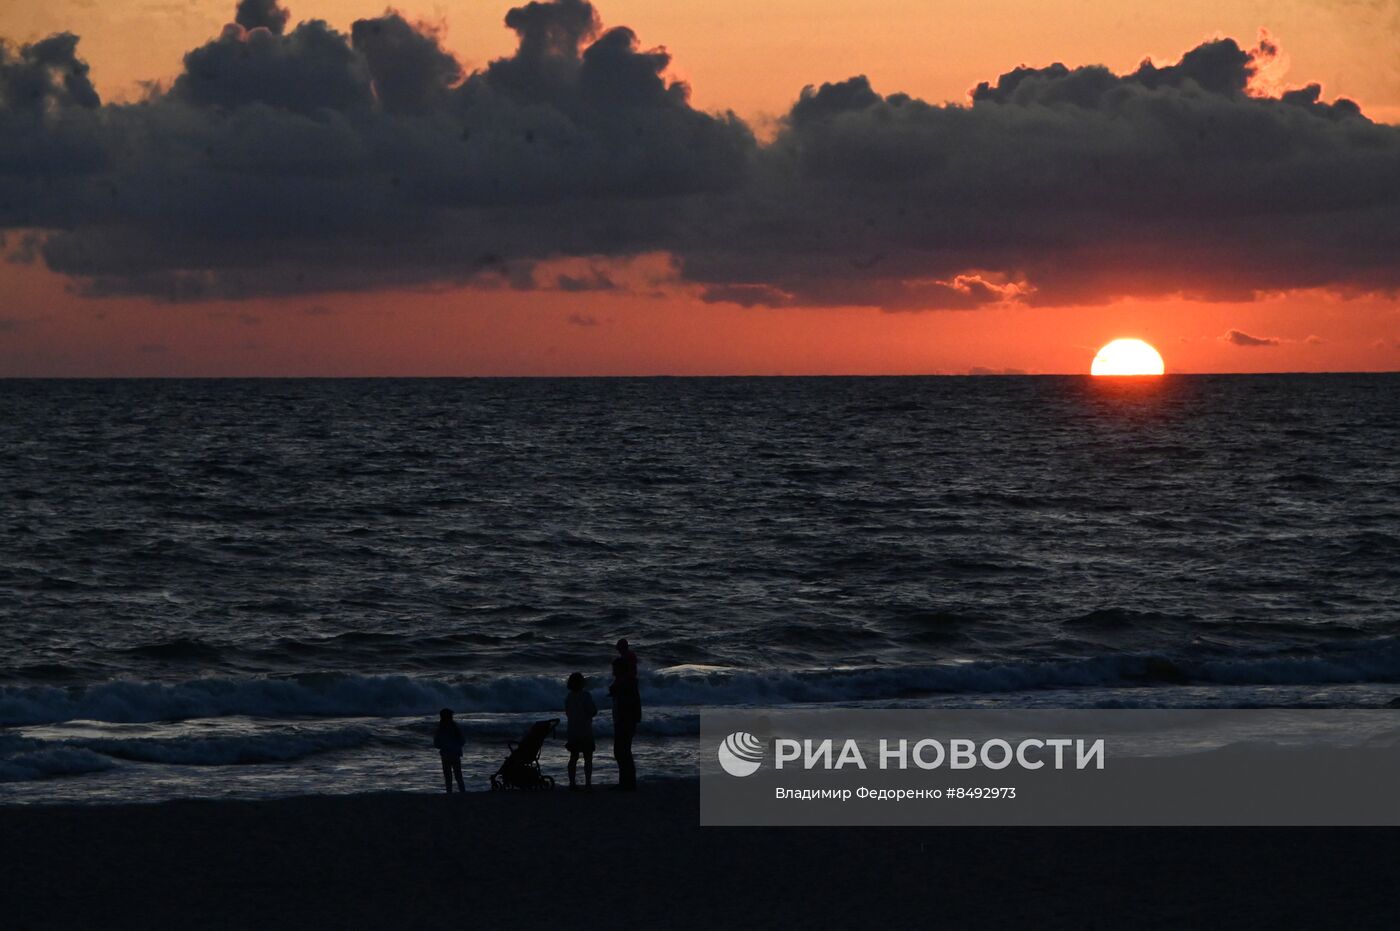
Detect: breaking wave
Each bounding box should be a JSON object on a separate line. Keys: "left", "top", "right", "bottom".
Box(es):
{"left": 0, "top": 738, "right": 119, "bottom": 783}
{"left": 4, "top": 636, "right": 1400, "bottom": 727}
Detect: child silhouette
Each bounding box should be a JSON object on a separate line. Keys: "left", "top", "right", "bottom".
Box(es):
{"left": 564, "top": 673, "right": 597, "bottom": 790}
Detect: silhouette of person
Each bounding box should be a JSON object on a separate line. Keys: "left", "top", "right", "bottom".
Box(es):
{"left": 564, "top": 672, "right": 597, "bottom": 790}
{"left": 433, "top": 707, "right": 467, "bottom": 793}
{"left": 608, "top": 638, "right": 641, "bottom": 790}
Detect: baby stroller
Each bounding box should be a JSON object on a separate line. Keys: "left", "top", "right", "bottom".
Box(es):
{"left": 490, "top": 718, "right": 559, "bottom": 790}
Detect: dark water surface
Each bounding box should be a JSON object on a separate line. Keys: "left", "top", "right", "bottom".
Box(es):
{"left": 3, "top": 375, "right": 1399, "bottom": 800}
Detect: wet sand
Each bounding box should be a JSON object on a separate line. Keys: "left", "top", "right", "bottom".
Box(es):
{"left": 3, "top": 779, "right": 1397, "bottom": 929}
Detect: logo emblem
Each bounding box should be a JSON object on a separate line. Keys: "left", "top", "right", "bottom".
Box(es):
{"left": 717, "top": 731, "right": 765, "bottom": 777}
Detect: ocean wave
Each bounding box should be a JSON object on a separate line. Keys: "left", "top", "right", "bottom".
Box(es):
{"left": 0, "top": 746, "right": 118, "bottom": 782}
{"left": 0, "top": 674, "right": 491, "bottom": 727}
{"left": 4, "top": 637, "right": 1400, "bottom": 726}
{"left": 0, "top": 726, "right": 378, "bottom": 782}
{"left": 79, "top": 726, "right": 377, "bottom": 766}
{"left": 642, "top": 640, "right": 1400, "bottom": 705}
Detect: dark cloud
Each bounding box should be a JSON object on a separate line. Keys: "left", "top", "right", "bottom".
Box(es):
{"left": 235, "top": 1, "right": 291, "bottom": 36}
{"left": 3, "top": 1, "right": 751, "bottom": 301}
{"left": 5, "top": 231, "right": 42, "bottom": 264}
{"left": 350, "top": 14, "right": 461, "bottom": 115}
{"left": 0, "top": 32, "right": 100, "bottom": 116}
{"left": 970, "top": 35, "right": 1260, "bottom": 104}
{"left": 172, "top": 19, "right": 372, "bottom": 114}
{"left": 1223, "top": 329, "right": 1280, "bottom": 347}
{"left": 566, "top": 312, "right": 599, "bottom": 326}
{"left": 487, "top": 0, "right": 600, "bottom": 99}
{"left": 0, "top": 316, "right": 36, "bottom": 333}
{"left": 0, "top": 2, "right": 1397, "bottom": 310}
{"left": 555, "top": 268, "right": 615, "bottom": 291}
{"left": 692, "top": 37, "right": 1399, "bottom": 309}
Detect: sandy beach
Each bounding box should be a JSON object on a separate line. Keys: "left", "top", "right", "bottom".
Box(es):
{"left": 3, "top": 779, "right": 1397, "bottom": 929}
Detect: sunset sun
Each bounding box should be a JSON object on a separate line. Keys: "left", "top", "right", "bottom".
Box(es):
{"left": 1090, "top": 339, "right": 1165, "bottom": 376}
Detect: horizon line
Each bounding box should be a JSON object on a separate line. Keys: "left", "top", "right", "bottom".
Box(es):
{"left": 3, "top": 370, "right": 1399, "bottom": 381}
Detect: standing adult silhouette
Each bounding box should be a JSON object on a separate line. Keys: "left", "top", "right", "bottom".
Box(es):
{"left": 433, "top": 708, "right": 467, "bottom": 793}
{"left": 608, "top": 638, "right": 641, "bottom": 790}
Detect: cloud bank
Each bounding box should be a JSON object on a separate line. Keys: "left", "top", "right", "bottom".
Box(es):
{"left": 1223, "top": 329, "right": 1280, "bottom": 347}
{"left": 1, "top": 1, "right": 1397, "bottom": 309}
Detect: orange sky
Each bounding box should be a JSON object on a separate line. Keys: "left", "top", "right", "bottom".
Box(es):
{"left": 1, "top": 0, "right": 1398, "bottom": 376}
{"left": 4, "top": 253, "right": 1396, "bottom": 376}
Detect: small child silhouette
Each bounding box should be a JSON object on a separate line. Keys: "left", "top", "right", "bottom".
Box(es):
{"left": 433, "top": 708, "right": 467, "bottom": 793}
{"left": 564, "top": 673, "right": 597, "bottom": 790}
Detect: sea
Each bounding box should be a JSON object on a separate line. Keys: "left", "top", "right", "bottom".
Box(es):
{"left": 2, "top": 375, "right": 1398, "bottom": 803}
